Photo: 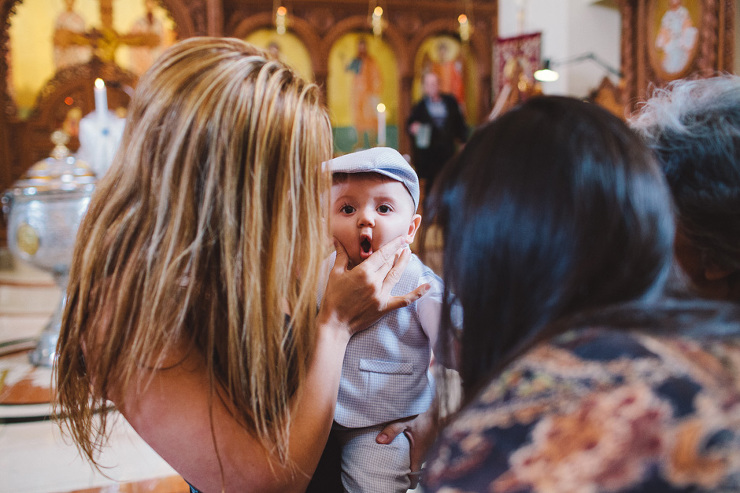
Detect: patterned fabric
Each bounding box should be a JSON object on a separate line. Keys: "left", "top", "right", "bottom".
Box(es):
{"left": 423, "top": 327, "right": 740, "bottom": 493}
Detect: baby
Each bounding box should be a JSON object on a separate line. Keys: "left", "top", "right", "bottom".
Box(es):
{"left": 321, "top": 147, "right": 448, "bottom": 492}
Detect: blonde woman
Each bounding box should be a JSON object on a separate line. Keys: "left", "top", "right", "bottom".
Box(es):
{"left": 55, "top": 37, "right": 428, "bottom": 492}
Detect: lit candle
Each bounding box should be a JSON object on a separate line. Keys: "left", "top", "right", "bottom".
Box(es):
{"left": 94, "top": 78, "right": 108, "bottom": 123}
{"left": 376, "top": 103, "right": 386, "bottom": 147}
{"left": 458, "top": 14, "right": 470, "bottom": 42}
{"left": 276, "top": 6, "right": 287, "bottom": 35}
{"left": 372, "top": 6, "right": 383, "bottom": 37}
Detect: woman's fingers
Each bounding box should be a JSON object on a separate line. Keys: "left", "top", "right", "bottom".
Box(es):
{"left": 381, "top": 247, "right": 411, "bottom": 295}
{"left": 383, "top": 284, "right": 431, "bottom": 315}
{"left": 332, "top": 239, "right": 349, "bottom": 274}
{"left": 364, "top": 238, "right": 432, "bottom": 317}
{"left": 375, "top": 407, "right": 440, "bottom": 489}
{"left": 376, "top": 419, "right": 407, "bottom": 444}
{"left": 362, "top": 236, "right": 409, "bottom": 273}
{"left": 322, "top": 235, "right": 430, "bottom": 334}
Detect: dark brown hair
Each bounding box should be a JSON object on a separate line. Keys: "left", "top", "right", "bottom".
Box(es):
{"left": 429, "top": 96, "right": 675, "bottom": 396}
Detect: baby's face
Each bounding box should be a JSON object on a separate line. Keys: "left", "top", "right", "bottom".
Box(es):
{"left": 330, "top": 174, "right": 421, "bottom": 268}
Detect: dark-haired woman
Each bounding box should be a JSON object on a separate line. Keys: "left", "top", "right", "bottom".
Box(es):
{"left": 631, "top": 75, "right": 740, "bottom": 302}
{"left": 422, "top": 96, "right": 740, "bottom": 492}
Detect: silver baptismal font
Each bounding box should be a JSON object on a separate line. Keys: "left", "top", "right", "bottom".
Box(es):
{"left": 3, "top": 131, "right": 96, "bottom": 367}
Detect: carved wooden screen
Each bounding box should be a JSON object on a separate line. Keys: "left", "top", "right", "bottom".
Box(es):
{"left": 0, "top": 0, "right": 220, "bottom": 193}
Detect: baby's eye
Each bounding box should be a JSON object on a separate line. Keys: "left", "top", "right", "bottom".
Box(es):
{"left": 377, "top": 204, "right": 392, "bottom": 213}
{"left": 340, "top": 204, "right": 355, "bottom": 214}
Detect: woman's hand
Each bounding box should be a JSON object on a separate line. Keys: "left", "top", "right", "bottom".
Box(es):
{"left": 376, "top": 404, "right": 440, "bottom": 489}
{"left": 320, "top": 235, "right": 431, "bottom": 335}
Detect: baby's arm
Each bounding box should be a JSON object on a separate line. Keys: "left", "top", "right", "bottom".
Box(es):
{"left": 416, "top": 272, "right": 462, "bottom": 369}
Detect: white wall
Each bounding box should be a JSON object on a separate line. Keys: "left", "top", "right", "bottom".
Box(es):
{"left": 498, "top": 0, "right": 621, "bottom": 97}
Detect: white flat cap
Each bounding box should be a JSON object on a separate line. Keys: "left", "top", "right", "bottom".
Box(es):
{"left": 328, "top": 147, "right": 420, "bottom": 211}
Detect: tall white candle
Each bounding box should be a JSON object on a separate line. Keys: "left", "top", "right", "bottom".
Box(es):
{"left": 376, "top": 103, "right": 386, "bottom": 147}
{"left": 94, "top": 78, "right": 108, "bottom": 123}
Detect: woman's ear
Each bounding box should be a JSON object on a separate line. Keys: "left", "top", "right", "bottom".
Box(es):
{"left": 675, "top": 226, "right": 737, "bottom": 282}
{"left": 704, "top": 261, "right": 735, "bottom": 281}
{"left": 406, "top": 214, "right": 422, "bottom": 243}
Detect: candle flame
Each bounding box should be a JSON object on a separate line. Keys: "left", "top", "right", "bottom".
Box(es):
{"left": 459, "top": 14, "right": 471, "bottom": 42}
{"left": 373, "top": 6, "right": 383, "bottom": 17}
{"left": 95, "top": 78, "right": 105, "bottom": 89}
{"left": 376, "top": 103, "right": 386, "bottom": 113}
{"left": 276, "top": 6, "right": 287, "bottom": 34}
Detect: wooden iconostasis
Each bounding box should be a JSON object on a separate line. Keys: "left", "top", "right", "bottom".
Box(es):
{"left": 0, "top": 0, "right": 734, "bottom": 196}
{"left": 0, "top": 0, "right": 497, "bottom": 196}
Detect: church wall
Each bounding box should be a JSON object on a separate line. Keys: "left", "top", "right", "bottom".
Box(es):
{"left": 565, "top": 0, "right": 621, "bottom": 97}
{"left": 498, "top": 0, "right": 621, "bottom": 98}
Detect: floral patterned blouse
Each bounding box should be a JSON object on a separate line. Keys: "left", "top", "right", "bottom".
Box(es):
{"left": 422, "top": 327, "right": 740, "bottom": 493}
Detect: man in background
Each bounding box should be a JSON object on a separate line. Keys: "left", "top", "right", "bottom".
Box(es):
{"left": 407, "top": 72, "right": 468, "bottom": 206}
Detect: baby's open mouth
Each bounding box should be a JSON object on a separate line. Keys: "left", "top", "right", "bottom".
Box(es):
{"left": 360, "top": 236, "right": 373, "bottom": 259}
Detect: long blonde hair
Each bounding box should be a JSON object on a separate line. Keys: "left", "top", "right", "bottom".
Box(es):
{"left": 55, "top": 37, "right": 332, "bottom": 467}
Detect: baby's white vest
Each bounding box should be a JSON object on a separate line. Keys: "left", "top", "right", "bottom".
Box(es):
{"left": 321, "top": 252, "right": 436, "bottom": 428}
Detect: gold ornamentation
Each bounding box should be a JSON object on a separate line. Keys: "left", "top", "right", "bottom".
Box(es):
{"left": 16, "top": 223, "right": 40, "bottom": 256}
